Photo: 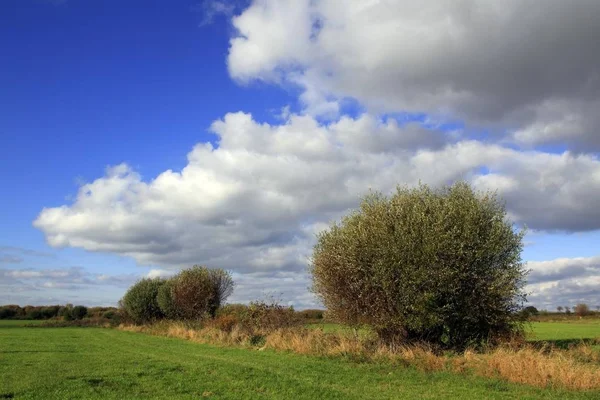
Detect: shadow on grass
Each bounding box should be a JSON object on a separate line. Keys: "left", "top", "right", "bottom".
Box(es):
{"left": 529, "top": 338, "right": 598, "bottom": 350}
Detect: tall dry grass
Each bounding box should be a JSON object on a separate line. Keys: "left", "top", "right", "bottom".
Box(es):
{"left": 118, "top": 322, "right": 600, "bottom": 391}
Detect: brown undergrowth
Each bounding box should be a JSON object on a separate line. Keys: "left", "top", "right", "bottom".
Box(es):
{"left": 118, "top": 322, "right": 600, "bottom": 391}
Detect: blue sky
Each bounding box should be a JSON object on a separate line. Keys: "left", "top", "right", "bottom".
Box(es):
{"left": 2, "top": 0, "right": 600, "bottom": 309}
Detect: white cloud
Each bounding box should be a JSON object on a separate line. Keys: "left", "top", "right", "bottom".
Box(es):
{"left": 228, "top": 0, "right": 600, "bottom": 147}
{"left": 146, "top": 269, "right": 175, "bottom": 279}
{"left": 32, "top": 111, "right": 600, "bottom": 307}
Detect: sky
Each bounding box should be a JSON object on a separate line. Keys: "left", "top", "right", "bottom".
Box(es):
{"left": 1, "top": 0, "right": 600, "bottom": 311}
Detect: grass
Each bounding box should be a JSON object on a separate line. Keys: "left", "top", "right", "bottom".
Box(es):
{"left": 529, "top": 321, "right": 600, "bottom": 342}
{"left": 0, "top": 320, "right": 44, "bottom": 327}
{"left": 1, "top": 323, "right": 599, "bottom": 399}
{"left": 306, "top": 321, "right": 600, "bottom": 342}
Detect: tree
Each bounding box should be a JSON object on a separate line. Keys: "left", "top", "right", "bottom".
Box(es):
{"left": 522, "top": 306, "right": 538, "bottom": 318}
{"left": 121, "top": 278, "right": 166, "bottom": 323}
{"left": 557, "top": 306, "right": 563, "bottom": 313}
{"left": 71, "top": 305, "right": 88, "bottom": 320}
{"left": 170, "top": 266, "right": 234, "bottom": 320}
{"left": 574, "top": 303, "right": 590, "bottom": 317}
{"left": 311, "top": 182, "right": 527, "bottom": 350}
{"left": 564, "top": 306, "right": 571, "bottom": 314}
{"left": 208, "top": 268, "right": 234, "bottom": 317}
{"left": 156, "top": 278, "right": 178, "bottom": 319}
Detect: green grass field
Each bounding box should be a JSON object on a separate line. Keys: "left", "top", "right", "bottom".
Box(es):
{"left": 306, "top": 321, "right": 600, "bottom": 342}
{"left": 528, "top": 321, "right": 600, "bottom": 341}
{"left": 1, "top": 322, "right": 599, "bottom": 399}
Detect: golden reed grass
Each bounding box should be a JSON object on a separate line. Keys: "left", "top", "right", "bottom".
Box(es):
{"left": 119, "top": 322, "right": 600, "bottom": 391}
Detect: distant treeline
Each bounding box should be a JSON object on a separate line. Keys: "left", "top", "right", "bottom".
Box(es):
{"left": 0, "top": 304, "right": 118, "bottom": 321}
{"left": 0, "top": 303, "right": 324, "bottom": 323}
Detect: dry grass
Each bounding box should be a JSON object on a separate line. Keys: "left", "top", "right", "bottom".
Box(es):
{"left": 119, "top": 322, "right": 600, "bottom": 391}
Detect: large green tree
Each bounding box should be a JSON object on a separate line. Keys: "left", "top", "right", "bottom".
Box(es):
{"left": 310, "top": 182, "right": 527, "bottom": 350}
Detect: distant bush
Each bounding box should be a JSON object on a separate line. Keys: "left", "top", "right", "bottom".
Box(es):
{"left": 311, "top": 182, "right": 527, "bottom": 350}
{"left": 521, "top": 306, "right": 539, "bottom": 319}
{"left": 58, "top": 305, "right": 73, "bottom": 321}
{"left": 211, "top": 315, "right": 238, "bottom": 333}
{"left": 157, "top": 279, "right": 178, "bottom": 319}
{"left": 243, "top": 299, "right": 300, "bottom": 332}
{"left": 0, "top": 305, "right": 20, "bottom": 319}
{"left": 170, "top": 266, "right": 234, "bottom": 320}
{"left": 121, "top": 278, "right": 166, "bottom": 324}
{"left": 297, "top": 309, "right": 324, "bottom": 320}
{"left": 575, "top": 303, "right": 590, "bottom": 317}
{"left": 216, "top": 303, "right": 249, "bottom": 319}
{"left": 71, "top": 305, "right": 88, "bottom": 320}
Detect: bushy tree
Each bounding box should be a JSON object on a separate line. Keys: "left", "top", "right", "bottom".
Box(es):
{"left": 208, "top": 268, "right": 235, "bottom": 317}
{"left": 121, "top": 278, "right": 165, "bottom": 323}
{"left": 71, "top": 305, "right": 88, "bottom": 320}
{"left": 311, "top": 182, "right": 527, "bottom": 350}
{"left": 156, "top": 279, "right": 178, "bottom": 319}
{"left": 170, "top": 266, "right": 233, "bottom": 320}
{"left": 574, "top": 303, "right": 590, "bottom": 317}
{"left": 521, "top": 306, "right": 539, "bottom": 319}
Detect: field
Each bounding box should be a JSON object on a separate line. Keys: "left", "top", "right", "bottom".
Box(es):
{"left": 528, "top": 321, "right": 600, "bottom": 342}
{"left": 1, "top": 321, "right": 599, "bottom": 399}
{"left": 306, "top": 321, "right": 600, "bottom": 343}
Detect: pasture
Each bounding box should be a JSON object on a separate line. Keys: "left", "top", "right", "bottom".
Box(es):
{"left": 0, "top": 321, "right": 599, "bottom": 399}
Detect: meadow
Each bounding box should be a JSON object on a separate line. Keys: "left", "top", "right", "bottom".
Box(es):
{"left": 1, "top": 320, "right": 599, "bottom": 399}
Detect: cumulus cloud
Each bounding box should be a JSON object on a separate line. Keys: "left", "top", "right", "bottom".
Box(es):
{"left": 32, "top": 111, "right": 600, "bottom": 310}
{"left": 228, "top": 0, "right": 600, "bottom": 149}
{"left": 28, "top": 1, "right": 600, "bottom": 308}
{"left": 526, "top": 255, "right": 600, "bottom": 310}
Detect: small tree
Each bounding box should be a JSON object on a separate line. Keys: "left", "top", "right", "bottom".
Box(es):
{"left": 71, "top": 305, "right": 88, "bottom": 320}
{"left": 121, "top": 278, "right": 166, "bottom": 323}
{"left": 208, "top": 268, "right": 234, "bottom": 317}
{"left": 521, "top": 306, "right": 539, "bottom": 318}
{"left": 565, "top": 306, "right": 571, "bottom": 315}
{"left": 157, "top": 278, "right": 178, "bottom": 319}
{"left": 311, "top": 182, "right": 527, "bottom": 350}
{"left": 557, "top": 306, "right": 563, "bottom": 313}
{"left": 170, "top": 266, "right": 233, "bottom": 320}
{"left": 574, "top": 303, "right": 590, "bottom": 317}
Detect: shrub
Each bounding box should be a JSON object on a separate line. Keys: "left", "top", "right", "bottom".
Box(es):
{"left": 156, "top": 279, "right": 176, "bottom": 319}
{"left": 0, "top": 305, "right": 20, "bottom": 319}
{"left": 41, "top": 305, "right": 60, "bottom": 319}
{"left": 521, "top": 306, "right": 539, "bottom": 319}
{"left": 58, "top": 305, "right": 73, "bottom": 321}
{"left": 243, "top": 299, "right": 300, "bottom": 332}
{"left": 311, "top": 182, "right": 527, "bottom": 350}
{"left": 574, "top": 303, "right": 590, "bottom": 317}
{"left": 208, "top": 269, "right": 235, "bottom": 317}
{"left": 170, "top": 266, "right": 234, "bottom": 320}
{"left": 216, "top": 303, "right": 249, "bottom": 319}
{"left": 297, "top": 309, "right": 324, "bottom": 320}
{"left": 211, "top": 315, "right": 238, "bottom": 333}
{"left": 25, "top": 309, "right": 42, "bottom": 320}
{"left": 71, "top": 305, "right": 88, "bottom": 320}
{"left": 121, "top": 278, "right": 166, "bottom": 323}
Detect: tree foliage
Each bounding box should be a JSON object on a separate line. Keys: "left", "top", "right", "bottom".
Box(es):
{"left": 121, "top": 278, "right": 165, "bottom": 323}
{"left": 310, "top": 182, "right": 527, "bottom": 350}
{"left": 71, "top": 305, "right": 88, "bottom": 320}
{"left": 169, "top": 266, "right": 234, "bottom": 320}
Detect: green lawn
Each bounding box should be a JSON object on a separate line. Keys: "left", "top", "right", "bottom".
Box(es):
{"left": 307, "top": 321, "right": 600, "bottom": 342}
{"left": 1, "top": 324, "right": 598, "bottom": 399}
{"left": 528, "top": 321, "right": 600, "bottom": 341}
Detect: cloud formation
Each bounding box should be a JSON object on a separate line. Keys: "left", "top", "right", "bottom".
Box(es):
{"left": 33, "top": 110, "right": 600, "bottom": 307}
{"left": 229, "top": 0, "right": 600, "bottom": 150}
{"left": 29, "top": 0, "right": 600, "bottom": 308}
